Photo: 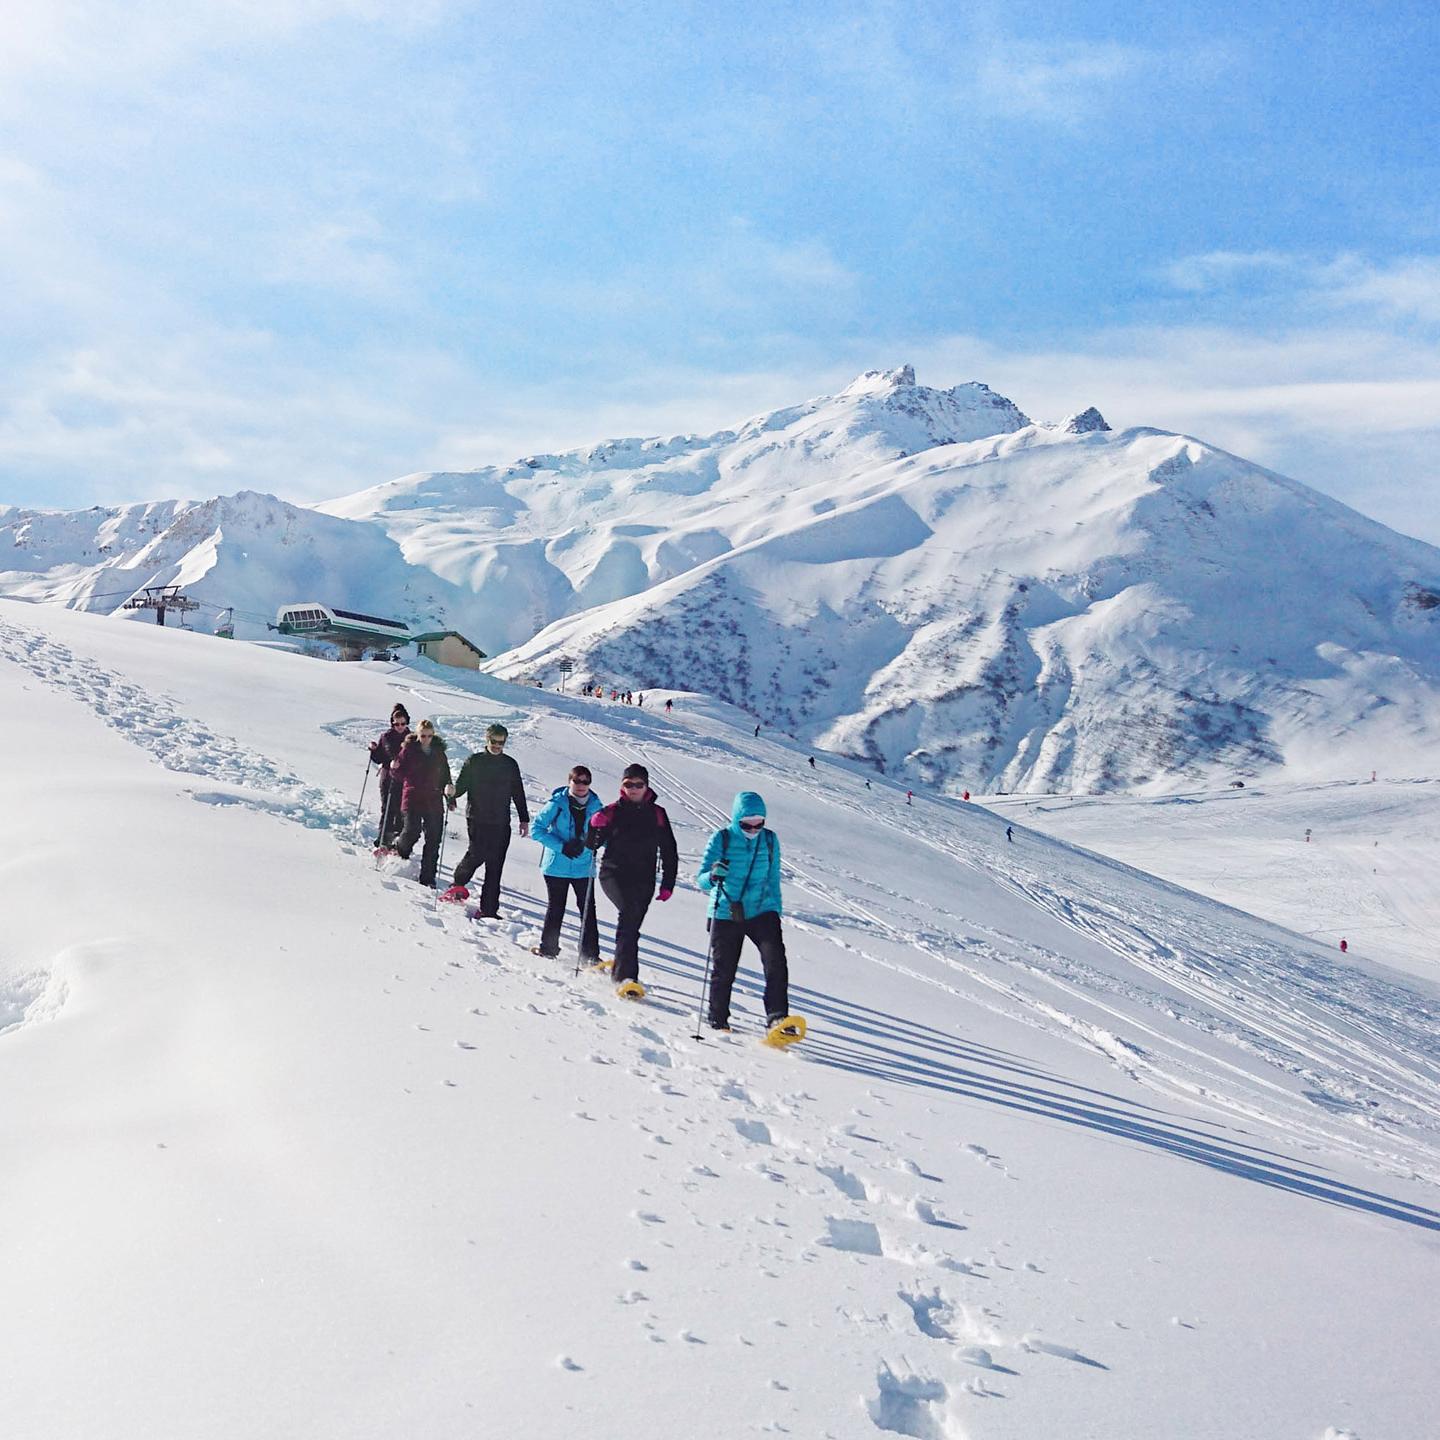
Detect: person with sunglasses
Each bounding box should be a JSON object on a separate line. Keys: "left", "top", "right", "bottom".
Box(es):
{"left": 585, "top": 763, "right": 679, "bottom": 994}
{"left": 442, "top": 722, "right": 530, "bottom": 915}
{"left": 696, "top": 791, "right": 795, "bottom": 1038}
{"left": 389, "top": 719, "right": 453, "bottom": 888}
{"left": 529, "top": 764, "right": 602, "bottom": 963}
{"left": 367, "top": 703, "right": 411, "bottom": 851}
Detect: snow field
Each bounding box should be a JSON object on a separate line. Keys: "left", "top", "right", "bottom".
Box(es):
{"left": 2, "top": 600, "right": 1438, "bottom": 1439}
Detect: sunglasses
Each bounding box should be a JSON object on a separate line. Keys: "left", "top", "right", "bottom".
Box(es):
{"left": 392, "top": 718, "right": 409, "bottom": 726}
{"left": 571, "top": 778, "right": 592, "bottom": 787}
{"left": 620, "top": 780, "right": 646, "bottom": 790}
{"left": 739, "top": 817, "right": 765, "bottom": 831}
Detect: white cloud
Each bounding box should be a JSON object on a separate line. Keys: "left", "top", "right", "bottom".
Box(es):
{"left": 976, "top": 43, "right": 1149, "bottom": 125}
{"left": 1160, "top": 250, "right": 1440, "bottom": 326}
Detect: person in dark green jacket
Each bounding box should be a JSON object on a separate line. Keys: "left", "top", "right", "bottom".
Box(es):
{"left": 442, "top": 722, "right": 529, "bottom": 915}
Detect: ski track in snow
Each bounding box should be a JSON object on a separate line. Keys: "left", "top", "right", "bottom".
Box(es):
{"left": 0, "top": 620, "right": 352, "bottom": 831}
{"left": 561, "top": 713, "right": 1440, "bottom": 1192}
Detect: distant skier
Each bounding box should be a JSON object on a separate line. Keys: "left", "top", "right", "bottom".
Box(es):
{"left": 865, "top": 779, "right": 871, "bottom": 790}
{"left": 1006, "top": 825, "right": 1014, "bottom": 843}
{"left": 1340, "top": 938, "right": 1349, "bottom": 953}
{"left": 530, "top": 764, "right": 602, "bottom": 963}
{"left": 906, "top": 790, "right": 913, "bottom": 805}
{"left": 586, "top": 763, "right": 678, "bottom": 993}
{"left": 754, "top": 724, "right": 761, "bottom": 738}
{"left": 1305, "top": 828, "right": 1312, "bottom": 843}
{"left": 443, "top": 722, "right": 529, "bottom": 916}
{"left": 696, "top": 791, "right": 792, "bottom": 1036}
{"left": 637, "top": 694, "right": 644, "bottom": 707}
{"left": 389, "top": 719, "right": 452, "bottom": 887}
{"left": 808, "top": 755, "right": 816, "bottom": 769}
{"left": 368, "top": 703, "right": 411, "bottom": 849}
{"left": 664, "top": 698, "right": 673, "bottom": 714}
{"left": 963, "top": 790, "right": 970, "bottom": 802}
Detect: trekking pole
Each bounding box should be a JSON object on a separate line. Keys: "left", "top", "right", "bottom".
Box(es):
{"left": 692, "top": 879, "right": 725, "bottom": 1041}
{"left": 353, "top": 757, "right": 372, "bottom": 838}
{"left": 434, "top": 805, "right": 452, "bottom": 905}
{"left": 374, "top": 786, "right": 396, "bottom": 868}
{"left": 575, "top": 869, "right": 596, "bottom": 977}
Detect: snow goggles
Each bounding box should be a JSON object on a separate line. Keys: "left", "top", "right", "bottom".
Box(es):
{"left": 739, "top": 817, "right": 765, "bottom": 832}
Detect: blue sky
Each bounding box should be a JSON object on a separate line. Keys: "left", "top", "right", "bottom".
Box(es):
{"left": 2, "top": 0, "right": 1439, "bottom": 541}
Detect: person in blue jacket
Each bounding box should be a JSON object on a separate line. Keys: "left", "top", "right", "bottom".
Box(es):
{"left": 530, "top": 763, "right": 603, "bottom": 962}
{"left": 695, "top": 790, "right": 790, "bottom": 1033}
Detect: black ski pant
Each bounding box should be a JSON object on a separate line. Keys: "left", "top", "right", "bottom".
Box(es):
{"left": 377, "top": 776, "right": 405, "bottom": 847}
{"left": 706, "top": 909, "right": 789, "bottom": 1027}
{"left": 395, "top": 803, "right": 445, "bottom": 886}
{"left": 538, "top": 875, "right": 600, "bottom": 962}
{"left": 453, "top": 817, "right": 510, "bottom": 915}
{"left": 600, "top": 869, "right": 654, "bottom": 983}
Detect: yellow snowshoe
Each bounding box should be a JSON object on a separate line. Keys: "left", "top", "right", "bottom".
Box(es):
{"left": 615, "top": 979, "right": 646, "bottom": 1001}
{"left": 762, "top": 1015, "right": 807, "bottom": 1048}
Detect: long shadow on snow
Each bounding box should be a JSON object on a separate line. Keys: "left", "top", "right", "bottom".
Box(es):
{"left": 520, "top": 890, "right": 1440, "bottom": 1232}
{"left": 497, "top": 885, "right": 1439, "bottom": 1232}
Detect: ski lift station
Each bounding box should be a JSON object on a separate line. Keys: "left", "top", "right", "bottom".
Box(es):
{"left": 272, "top": 603, "right": 410, "bottom": 660}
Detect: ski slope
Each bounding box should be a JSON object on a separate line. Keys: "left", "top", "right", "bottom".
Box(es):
{"left": 990, "top": 782, "right": 1440, "bottom": 983}
{"left": 3, "top": 599, "right": 1437, "bottom": 1440}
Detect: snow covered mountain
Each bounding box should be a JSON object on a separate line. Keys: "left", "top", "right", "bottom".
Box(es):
{"left": 5, "top": 366, "right": 1439, "bottom": 795}
{"left": 0, "top": 489, "right": 490, "bottom": 643}
{"left": 491, "top": 412, "right": 1440, "bottom": 795}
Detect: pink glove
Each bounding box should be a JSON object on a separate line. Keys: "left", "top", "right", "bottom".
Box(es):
{"left": 589, "top": 810, "right": 611, "bottom": 830}
{"left": 657, "top": 887, "right": 672, "bottom": 902}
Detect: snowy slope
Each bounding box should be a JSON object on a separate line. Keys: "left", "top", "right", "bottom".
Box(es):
{"left": 491, "top": 419, "right": 1440, "bottom": 795}
{"left": 3, "top": 600, "right": 1438, "bottom": 1440}
{"left": 990, "top": 778, "right": 1440, "bottom": 981}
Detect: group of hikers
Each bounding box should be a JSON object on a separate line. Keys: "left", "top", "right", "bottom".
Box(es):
{"left": 367, "top": 704, "right": 792, "bottom": 1034}
{"left": 579, "top": 683, "right": 644, "bottom": 705}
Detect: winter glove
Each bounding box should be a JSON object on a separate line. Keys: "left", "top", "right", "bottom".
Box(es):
{"left": 561, "top": 837, "right": 585, "bottom": 859}
{"left": 369, "top": 743, "right": 382, "bottom": 763}
{"left": 708, "top": 859, "right": 729, "bottom": 880}
{"left": 444, "top": 783, "right": 456, "bottom": 798}
{"left": 588, "top": 810, "right": 611, "bottom": 830}
{"left": 657, "top": 888, "right": 673, "bottom": 902}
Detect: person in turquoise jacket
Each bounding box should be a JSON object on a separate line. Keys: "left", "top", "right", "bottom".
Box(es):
{"left": 695, "top": 790, "right": 790, "bottom": 1032}
{"left": 530, "top": 764, "right": 603, "bottom": 962}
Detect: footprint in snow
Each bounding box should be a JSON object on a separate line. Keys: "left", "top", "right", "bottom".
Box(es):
{"left": 733, "top": 1117, "right": 773, "bottom": 1145}
{"left": 817, "top": 1164, "right": 870, "bottom": 1201}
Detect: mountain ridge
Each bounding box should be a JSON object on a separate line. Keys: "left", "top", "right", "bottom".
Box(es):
{"left": 3, "top": 367, "right": 1437, "bottom": 794}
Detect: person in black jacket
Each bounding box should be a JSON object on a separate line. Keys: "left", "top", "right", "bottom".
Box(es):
{"left": 368, "top": 704, "right": 410, "bottom": 848}
{"left": 586, "top": 762, "right": 679, "bottom": 987}
{"left": 443, "top": 722, "right": 529, "bottom": 915}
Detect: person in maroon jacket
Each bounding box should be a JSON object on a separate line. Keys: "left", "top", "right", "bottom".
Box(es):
{"left": 585, "top": 762, "right": 679, "bottom": 988}
{"left": 368, "top": 703, "right": 410, "bottom": 848}
{"left": 389, "top": 719, "right": 454, "bottom": 887}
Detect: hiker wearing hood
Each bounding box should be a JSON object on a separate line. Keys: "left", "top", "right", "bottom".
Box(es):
{"left": 695, "top": 791, "right": 789, "bottom": 1032}
{"left": 586, "top": 762, "right": 679, "bottom": 985}
{"left": 530, "top": 764, "right": 603, "bottom": 962}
